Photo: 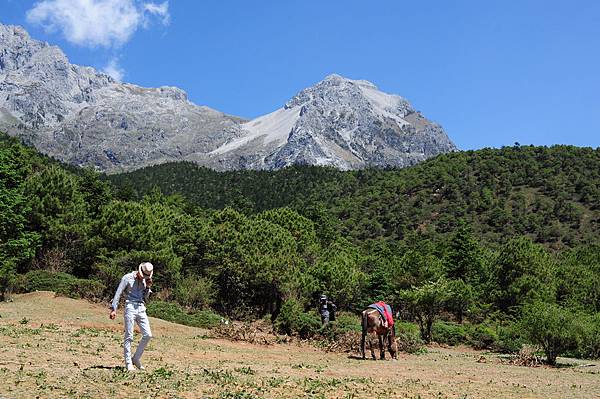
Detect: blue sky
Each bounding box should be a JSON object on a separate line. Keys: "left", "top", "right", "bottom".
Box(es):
{"left": 2, "top": 0, "right": 599, "bottom": 150}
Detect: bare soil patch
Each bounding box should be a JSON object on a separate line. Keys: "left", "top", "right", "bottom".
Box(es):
{"left": 1, "top": 292, "right": 598, "bottom": 398}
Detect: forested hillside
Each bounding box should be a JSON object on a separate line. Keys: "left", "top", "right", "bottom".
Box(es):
{"left": 109, "top": 145, "right": 600, "bottom": 249}
{"left": 2, "top": 133, "right": 600, "bottom": 365}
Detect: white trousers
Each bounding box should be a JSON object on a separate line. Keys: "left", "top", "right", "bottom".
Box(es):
{"left": 123, "top": 302, "right": 152, "bottom": 366}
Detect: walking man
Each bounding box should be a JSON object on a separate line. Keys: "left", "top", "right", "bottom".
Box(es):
{"left": 109, "top": 262, "right": 154, "bottom": 371}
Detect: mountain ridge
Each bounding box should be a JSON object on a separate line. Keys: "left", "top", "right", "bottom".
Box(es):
{"left": 0, "top": 23, "right": 456, "bottom": 172}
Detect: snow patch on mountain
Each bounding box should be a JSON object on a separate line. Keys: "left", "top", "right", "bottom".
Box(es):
{"left": 211, "top": 106, "right": 301, "bottom": 155}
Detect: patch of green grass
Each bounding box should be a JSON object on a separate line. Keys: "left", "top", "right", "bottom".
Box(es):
{"left": 234, "top": 366, "right": 256, "bottom": 375}
{"left": 41, "top": 323, "right": 60, "bottom": 331}
{"left": 71, "top": 327, "right": 100, "bottom": 337}
{"left": 265, "top": 376, "right": 287, "bottom": 388}
{"left": 201, "top": 368, "right": 237, "bottom": 385}
{"left": 291, "top": 362, "right": 326, "bottom": 372}
{"left": 70, "top": 327, "right": 114, "bottom": 339}
{"left": 0, "top": 324, "right": 42, "bottom": 338}
{"left": 143, "top": 366, "right": 174, "bottom": 385}
{"left": 109, "top": 366, "right": 135, "bottom": 383}
{"left": 300, "top": 376, "right": 345, "bottom": 393}
{"left": 218, "top": 391, "right": 261, "bottom": 399}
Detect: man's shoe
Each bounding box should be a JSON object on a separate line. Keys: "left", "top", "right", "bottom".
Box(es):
{"left": 126, "top": 364, "right": 136, "bottom": 372}
{"left": 132, "top": 357, "right": 145, "bottom": 370}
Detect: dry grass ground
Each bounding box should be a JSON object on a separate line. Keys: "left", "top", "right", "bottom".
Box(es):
{"left": 0, "top": 292, "right": 599, "bottom": 399}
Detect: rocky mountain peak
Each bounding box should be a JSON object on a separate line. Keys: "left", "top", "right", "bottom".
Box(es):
{"left": 285, "top": 74, "right": 413, "bottom": 119}
{"left": 1, "top": 23, "right": 456, "bottom": 173}
{"left": 210, "top": 74, "right": 456, "bottom": 170}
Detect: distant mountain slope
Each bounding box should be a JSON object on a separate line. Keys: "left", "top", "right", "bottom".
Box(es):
{"left": 1, "top": 24, "right": 455, "bottom": 172}
{"left": 109, "top": 145, "right": 600, "bottom": 248}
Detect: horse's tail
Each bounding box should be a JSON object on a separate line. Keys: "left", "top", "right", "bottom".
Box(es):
{"left": 361, "top": 310, "right": 369, "bottom": 335}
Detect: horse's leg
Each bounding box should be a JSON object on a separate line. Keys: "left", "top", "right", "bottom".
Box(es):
{"left": 378, "top": 334, "right": 385, "bottom": 360}
{"left": 361, "top": 332, "right": 366, "bottom": 360}
{"left": 369, "top": 336, "right": 376, "bottom": 360}
{"left": 361, "top": 312, "right": 367, "bottom": 360}
{"left": 388, "top": 328, "right": 398, "bottom": 360}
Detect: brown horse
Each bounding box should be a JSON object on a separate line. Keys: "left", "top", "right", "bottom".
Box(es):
{"left": 361, "top": 308, "right": 397, "bottom": 360}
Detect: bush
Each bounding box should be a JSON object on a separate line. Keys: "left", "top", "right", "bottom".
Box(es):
{"left": 318, "top": 311, "right": 361, "bottom": 341}
{"left": 94, "top": 262, "right": 127, "bottom": 298}
{"left": 146, "top": 300, "right": 222, "bottom": 329}
{"left": 397, "top": 279, "right": 450, "bottom": 343}
{"left": 468, "top": 323, "right": 499, "bottom": 350}
{"left": 20, "top": 270, "right": 105, "bottom": 300}
{"left": 432, "top": 321, "right": 468, "bottom": 346}
{"left": 494, "top": 325, "right": 523, "bottom": 353}
{"left": 520, "top": 301, "right": 581, "bottom": 365}
{"left": 395, "top": 321, "right": 425, "bottom": 354}
{"left": 576, "top": 313, "right": 600, "bottom": 359}
{"left": 69, "top": 278, "right": 105, "bottom": 301}
{"left": 0, "top": 261, "right": 18, "bottom": 301}
{"left": 275, "top": 299, "right": 321, "bottom": 338}
{"left": 430, "top": 320, "right": 521, "bottom": 352}
{"left": 173, "top": 275, "right": 216, "bottom": 309}
{"left": 23, "top": 270, "right": 75, "bottom": 293}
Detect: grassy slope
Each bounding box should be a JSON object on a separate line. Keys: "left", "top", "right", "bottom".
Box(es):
{"left": 0, "top": 292, "right": 599, "bottom": 398}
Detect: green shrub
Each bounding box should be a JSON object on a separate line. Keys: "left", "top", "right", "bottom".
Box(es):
{"left": 520, "top": 301, "right": 581, "bottom": 365}
{"left": 173, "top": 275, "right": 215, "bottom": 309}
{"left": 10, "top": 273, "right": 27, "bottom": 295}
{"left": 275, "top": 298, "right": 321, "bottom": 338}
{"left": 429, "top": 320, "right": 520, "bottom": 352}
{"left": 468, "top": 323, "right": 499, "bottom": 350}
{"left": 575, "top": 313, "right": 600, "bottom": 359}
{"left": 23, "top": 270, "right": 75, "bottom": 293}
{"left": 432, "top": 321, "right": 468, "bottom": 346}
{"left": 494, "top": 322, "right": 524, "bottom": 353}
{"left": 68, "top": 278, "right": 106, "bottom": 301}
{"left": 395, "top": 321, "right": 425, "bottom": 354}
{"left": 0, "top": 261, "right": 19, "bottom": 301}
{"left": 319, "top": 311, "right": 361, "bottom": 341}
{"left": 94, "top": 262, "right": 127, "bottom": 298}
{"left": 394, "top": 320, "right": 418, "bottom": 334}
{"left": 147, "top": 300, "right": 222, "bottom": 329}
{"left": 20, "top": 270, "right": 105, "bottom": 300}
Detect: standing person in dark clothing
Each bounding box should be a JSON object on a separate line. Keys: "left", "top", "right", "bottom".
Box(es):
{"left": 318, "top": 294, "right": 337, "bottom": 325}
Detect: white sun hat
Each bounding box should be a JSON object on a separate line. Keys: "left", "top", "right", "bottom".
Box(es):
{"left": 138, "top": 262, "right": 154, "bottom": 279}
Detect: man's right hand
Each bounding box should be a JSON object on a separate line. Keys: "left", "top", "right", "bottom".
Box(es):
{"left": 109, "top": 310, "right": 116, "bottom": 320}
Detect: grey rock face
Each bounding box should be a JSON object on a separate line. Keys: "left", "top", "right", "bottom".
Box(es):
{"left": 0, "top": 24, "right": 456, "bottom": 173}
{"left": 0, "top": 24, "right": 243, "bottom": 173}
{"left": 208, "top": 74, "right": 457, "bottom": 170}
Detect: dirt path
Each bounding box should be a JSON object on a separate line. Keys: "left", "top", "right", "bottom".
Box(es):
{"left": 0, "top": 292, "right": 598, "bottom": 398}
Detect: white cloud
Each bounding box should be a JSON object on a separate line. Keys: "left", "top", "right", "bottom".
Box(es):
{"left": 26, "top": 0, "right": 170, "bottom": 48}
{"left": 102, "top": 57, "right": 124, "bottom": 81}
{"left": 144, "top": 2, "right": 170, "bottom": 26}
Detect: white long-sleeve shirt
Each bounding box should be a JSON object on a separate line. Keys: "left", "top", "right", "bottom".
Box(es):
{"left": 111, "top": 271, "right": 152, "bottom": 311}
